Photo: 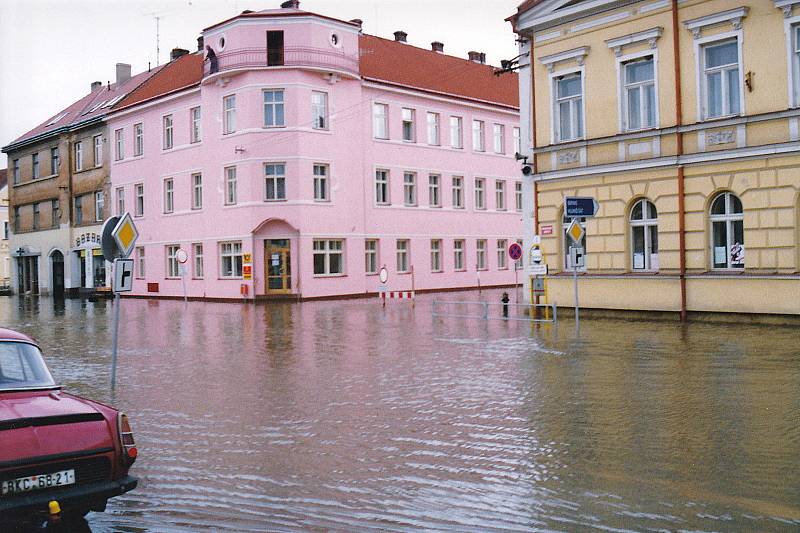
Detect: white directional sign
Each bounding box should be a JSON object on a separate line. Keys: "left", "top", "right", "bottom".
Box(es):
{"left": 528, "top": 263, "right": 549, "bottom": 276}
{"left": 569, "top": 247, "right": 585, "bottom": 269}
{"left": 113, "top": 259, "right": 134, "bottom": 293}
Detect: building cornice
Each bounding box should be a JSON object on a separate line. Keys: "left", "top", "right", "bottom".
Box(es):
{"left": 775, "top": 0, "right": 800, "bottom": 17}
{"left": 605, "top": 27, "right": 663, "bottom": 56}
{"left": 683, "top": 7, "right": 749, "bottom": 39}
{"left": 538, "top": 46, "right": 590, "bottom": 72}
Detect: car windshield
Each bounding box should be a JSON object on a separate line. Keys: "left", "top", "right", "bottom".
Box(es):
{"left": 0, "top": 342, "right": 56, "bottom": 391}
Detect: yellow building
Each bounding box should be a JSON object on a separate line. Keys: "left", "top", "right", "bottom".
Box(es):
{"left": 509, "top": 0, "right": 800, "bottom": 320}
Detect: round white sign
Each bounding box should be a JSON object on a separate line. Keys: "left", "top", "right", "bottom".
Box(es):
{"left": 379, "top": 266, "right": 389, "bottom": 284}
{"left": 176, "top": 249, "right": 189, "bottom": 264}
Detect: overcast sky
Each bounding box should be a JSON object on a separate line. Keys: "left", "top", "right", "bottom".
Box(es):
{"left": 0, "top": 0, "right": 522, "bottom": 169}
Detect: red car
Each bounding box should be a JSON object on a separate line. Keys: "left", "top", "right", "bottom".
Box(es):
{"left": 0, "top": 328, "right": 138, "bottom": 526}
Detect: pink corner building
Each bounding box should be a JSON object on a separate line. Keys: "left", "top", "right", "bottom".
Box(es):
{"left": 107, "top": 2, "right": 522, "bottom": 300}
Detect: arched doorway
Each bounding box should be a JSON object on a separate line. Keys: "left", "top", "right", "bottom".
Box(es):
{"left": 252, "top": 218, "right": 299, "bottom": 296}
{"left": 51, "top": 250, "right": 65, "bottom": 298}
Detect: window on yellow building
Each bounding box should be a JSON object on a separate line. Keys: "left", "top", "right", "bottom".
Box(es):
{"left": 630, "top": 199, "right": 658, "bottom": 271}
{"left": 623, "top": 57, "right": 656, "bottom": 131}
{"left": 710, "top": 192, "right": 744, "bottom": 269}
{"left": 702, "top": 40, "right": 741, "bottom": 119}
{"left": 555, "top": 73, "right": 583, "bottom": 141}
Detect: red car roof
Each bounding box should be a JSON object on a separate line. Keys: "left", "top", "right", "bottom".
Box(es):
{"left": 0, "top": 328, "right": 37, "bottom": 344}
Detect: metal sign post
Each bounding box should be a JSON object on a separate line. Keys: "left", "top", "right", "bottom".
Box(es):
{"left": 102, "top": 214, "right": 139, "bottom": 390}
{"left": 566, "top": 219, "right": 586, "bottom": 328}
{"left": 176, "top": 248, "right": 189, "bottom": 303}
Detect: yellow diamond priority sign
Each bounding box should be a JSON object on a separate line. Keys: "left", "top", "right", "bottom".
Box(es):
{"left": 112, "top": 213, "right": 139, "bottom": 258}
{"left": 566, "top": 219, "right": 585, "bottom": 243}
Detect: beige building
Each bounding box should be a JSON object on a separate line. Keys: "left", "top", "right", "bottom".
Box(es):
{"left": 509, "top": 0, "right": 800, "bottom": 320}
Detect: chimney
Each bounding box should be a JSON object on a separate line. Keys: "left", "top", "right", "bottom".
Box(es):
{"left": 197, "top": 36, "right": 204, "bottom": 52}
{"left": 480, "top": 52, "right": 486, "bottom": 64}
{"left": 280, "top": 0, "right": 299, "bottom": 8}
{"left": 393, "top": 30, "right": 407, "bottom": 43}
{"left": 115, "top": 63, "right": 131, "bottom": 85}
{"left": 349, "top": 18, "right": 363, "bottom": 29}
{"left": 431, "top": 41, "right": 444, "bottom": 53}
{"left": 171, "top": 48, "right": 190, "bottom": 61}
{"left": 468, "top": 51, "right": 484, "bottom": 64}
{"left": 91, "top": 81, "right": 102, "bottom": 91}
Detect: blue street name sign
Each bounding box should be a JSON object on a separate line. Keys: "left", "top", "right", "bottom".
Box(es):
{"left": 565, "top": 196, "right": 599, "bottom": 218}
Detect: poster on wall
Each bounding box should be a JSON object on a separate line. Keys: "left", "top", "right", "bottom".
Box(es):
{"left": 730, "top": 243, "right": 744, "bottom": 265}
{"left": 714, "top": 246, "right": 727, "bottom": 265}
{"left": 633, "top": 253, "right": 644, "bottom": 270}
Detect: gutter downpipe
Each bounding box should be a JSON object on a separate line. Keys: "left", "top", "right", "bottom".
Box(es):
{"left": 530, "top": 36, "right": 539, "bottom": 235}
{"left": 672, "top": 0, "right": 687, "bottom": 322}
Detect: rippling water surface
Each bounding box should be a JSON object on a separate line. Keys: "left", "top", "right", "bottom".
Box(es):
{"left": 2, "top": 292, "right": 799, "bottom": 532}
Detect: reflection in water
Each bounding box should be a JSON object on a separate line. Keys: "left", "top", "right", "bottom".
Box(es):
{"left": 1, "top": 292, "right": 798, "bottom": 532}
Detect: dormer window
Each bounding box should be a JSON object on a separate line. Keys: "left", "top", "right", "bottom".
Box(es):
{"left": 267, "top": 31, "right": 284, "bottom": 66}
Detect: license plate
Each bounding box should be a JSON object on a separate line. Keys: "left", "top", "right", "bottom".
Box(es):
{"left": 1, "top": 469, "right": 75, "bottom": 495}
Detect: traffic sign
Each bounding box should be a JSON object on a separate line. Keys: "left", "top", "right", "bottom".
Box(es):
{"left": 566, "top": 219, "right": 585, "bottom": 243}
{"left": 113, "top": 259, "right": 134, "bottom": 293}
{"left": 101, "top": 216, "right": 121, "bottom": 262}
{"left": 176, "top": 249, "right": 188, "bottom": 264}
{"left": 508, "top": 242, "right": 523, "bottom": 261}
{"left": 565, "top": 196, "right": 599, "bottom": 218}
{"left": 379, "top": 266, "right": 389, "bottom": 284}
{"left": 112, "top": 213, "right": 139, "bottom": 259}
{"left": 569, "top": 246, "right": 585, "bottom": 268}
{"left": 530, "top": 245, "right": 543, "bottom": 264}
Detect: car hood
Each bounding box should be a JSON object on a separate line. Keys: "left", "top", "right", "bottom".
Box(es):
{"left": 0, "top": 391, "right": 114, "bottom": 463}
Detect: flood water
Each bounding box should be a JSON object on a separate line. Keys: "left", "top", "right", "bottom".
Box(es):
{"left": 2, "top": 291, "right": 799, "bottom": 532}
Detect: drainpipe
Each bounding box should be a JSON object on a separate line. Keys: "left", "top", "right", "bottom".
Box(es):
{"left": 672, "top": 0, "right": 687, "bottom": 321}
{"left": 529, "top": 36, "right": 539, "bottom": 234}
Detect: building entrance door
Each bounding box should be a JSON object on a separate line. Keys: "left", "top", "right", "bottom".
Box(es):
{"left": 264, "top": 239, "right": 291, "bottom": 294}
{"left": 16, "top": 256, "right": 39, "bottom": 295}
{"left": 51, "top": 251, "right": 65, "bottom": 298}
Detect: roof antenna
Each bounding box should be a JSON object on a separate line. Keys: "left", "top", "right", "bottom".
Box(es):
{"left": 148, "top": 61, "right": 151, "bottom": 72}
{"left": 107, "top": 81, "right": 111, "bottom": 90}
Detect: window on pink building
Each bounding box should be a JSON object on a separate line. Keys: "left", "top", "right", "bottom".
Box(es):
{"left": 474, "top": 178, "right": 485, "bottom": 210}
{"left": 365, "top": 239, "right": 378, "bottom": 274}
{"left": 375, "top": 169, "right": 389, "bottom": 205}
{"left": 396, "top": 240, "right": 410, "bottom": 273}
{"left": 427, "top": 112, "right": 440, "bottom": 145}
{"left": 373, "top": 103, "right": 388, "bottom": 139}
{"left": 497, "top": 239, "right": 507, "bottom": 269}
{"left": 220, "top": 241, "right": 243, "bottom": 278}
{"left": 428, "top": 174, "right": 441, "bottom": 207}
{"left": 453, "top": 239, "right": 465, "bottom": 271}
{"left": 225, "top": 166, "right": 237, "bottom": 205}
{"left": 402, "top": 108, "right": 415, "bottom": 142}
{"left": 430, "top": 239, "right": 442, "bottom": 272}
{"left": 223, "top": 95, "right": 236, "bottom": 134}
{"left": 476, "top": 239, "right": 487, "bottom": 270}
{"left": 450, "top": 116, "right": 463, "bottom": 149}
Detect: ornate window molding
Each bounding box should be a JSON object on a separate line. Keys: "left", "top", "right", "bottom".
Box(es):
{"left": 606, "top": 27, "right": 663, "bottom": 57}
{"left": 683, "top": 7, "right": 749, "bottom": 39}
{"left": 775, "top": 0, "right": 800, "bottom": 18}
{"left": 538, "top": 46, "right": 590, "bottom": 73}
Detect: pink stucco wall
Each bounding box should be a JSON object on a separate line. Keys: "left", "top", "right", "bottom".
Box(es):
{"left": 108, "top": 12, "right": 522, "bottom": 300}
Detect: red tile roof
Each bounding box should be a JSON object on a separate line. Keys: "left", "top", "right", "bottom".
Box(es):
{"left": 113, "top": 53, "right": 204, "bottom": 112}
{"left": 358, "top": 35, "right": 518, "bottom": 109}
{"left": 5, "top": 67, "right": 162, "bottom": 149}
{"left": 506, "top": 0, "right": 546, "bottom": 26}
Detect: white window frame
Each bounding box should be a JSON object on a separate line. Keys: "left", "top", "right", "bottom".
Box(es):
{"left": 313, "top": 164, "right": 328, "bottom": 202}
{"left": 116, "top": 187, "right": 124, "bottom": 215}
{"left": 94, "top": 191, "right": 104, "bottom": 222}
{"left": 375, "top": 169, "right": 390, "bottom": 205}
{"left": 617, "top": 50, "right": 659, "bottom": 132}
{"left": 428, "top": 174, "right": 441, "bottom": 207}
{"left": 495, "top": 180, "right": 506, "bottom": 211}
{"left": 312, "top": 91, "right": 328, "bottom": 130}
{"left": 93, "top": 134, "right": 103, "bottom": 166}
{"left": 403, "top": 172, "right": 417, "bottom": 206}
{"left": 135, "top": 246, "right": 145, "bottom": 278}
{"left": 427, "top": 112, "right": 440, "bottom": 145}
{"left": 497, "top": 239, "right": 508, "bottom": 269}
{"left": 453, "top": 239, "right": 465, "bottom": 271}
{"left": 472, "top": 120, "right": 485, "bottom": 151}
{"left": 452, "top": 176, "right": 464, "bottom": 209}
{"left": 402, "top": 108, "right": 415, "bottom": 142}
{"left": 709, "top": 191, "right": 745, "bottom": 270}
{"left": 193, "top": 243, "right": 204, "bottom": 278}
{"left": 396, "top": 239, "right": 410, "bottom": 273}
{"left": 163, "top": 178, "right": 174, "bottom": 213}
{"left": 223, "top": 95, "right": 236, "bottom": 134}
{"left": 192, "top": 173, "right": 203, "bottom": 209}
{"left": 264, "top": 163, "right": 286, "bottom": 201}
{"left": 476, "top": 239, "right": 487, "bottom": 270}
{"left": 191, "top": 106, "right": 202, "bottom": 143}
{"left": 134, "top": 183, "right": 144, "bottom": 217}
{"left": 162, "top": 115, "right": 173, "bottom": 150}
{"left": 474, "top": 178, "right": 485, "bottom": 210}
{"left": 74, "top": 143, "right": 83, "bottom": 172}
{"left": 373, "top": 103, "right": 389, "bottom": 139}
{"left": 133, "top": 123, "right": 143, "bottom": 156}
{"left": 430, "top": 239, "right": 442, "bottom": 272}
{"left": 263, "top": 89, "right": 285, "bottom": 127}
{"left": 166, "top": 244, "right": 180, "bottom": 278}
{"left": 694, "top": 31, "right": 745, "bottom": 121}
{"left": 450, "top": 116, "right": 463, "bottom": 149}
{"left": 551, "top": 68, "right": 585, "bottom": 143}
{"left": 365, "top": 239, "right": 378, "bottom": 274}
{"left": 629, "top": 198, "right": 659, "bottom": 271}
{"left": 114, "top": 129, "right": 124, "bottom": 160}
{"left": 220, "top": 241, "right": 243, "bottom": 278}
{"left": 513, "top": 127, "right": 521, "bottom": 155}
{"left": 313, "top": 239, "right": 344, "bottom": 276}
{"left": 225, "top": 166, "right": 237, "bottom": 205}
{"left": 493, "top": 123, "right": 505, "bottom": 154}
{"left": 515, "top": 182, "right": 523, "bottom": 212}
{"left": 783, "top": 15, "right": 800, "bottom": 107}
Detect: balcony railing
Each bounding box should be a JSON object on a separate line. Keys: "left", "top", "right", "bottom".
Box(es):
{"left": 204, "top": 46, "right": 359, "bottom": 77}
